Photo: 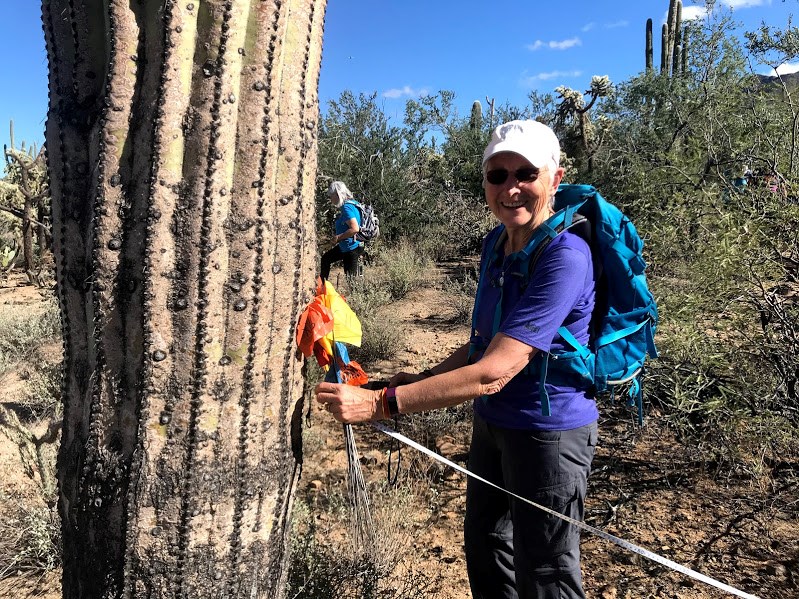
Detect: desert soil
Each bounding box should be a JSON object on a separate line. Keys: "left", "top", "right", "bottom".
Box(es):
{"left": 1, "top": 263, "right": 797, "bottom": 598}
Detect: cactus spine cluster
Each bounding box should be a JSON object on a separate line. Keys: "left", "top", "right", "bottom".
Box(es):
{"left": 646, "top": 0, "right": 688, "bottom": 76}
{"left": 42, "top": 0, "right": 326, "bottom": 596}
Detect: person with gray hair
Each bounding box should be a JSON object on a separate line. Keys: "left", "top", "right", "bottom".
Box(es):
{"left": 316, "top": 120, "right": 598, "bottom": 598}
{"left": 321, "top": 180, "right": 364, "bottom": 281}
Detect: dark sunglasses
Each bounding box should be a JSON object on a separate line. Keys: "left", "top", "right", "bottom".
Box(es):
{"left": 485, "top": 167, "right": 540, "bottom": 186}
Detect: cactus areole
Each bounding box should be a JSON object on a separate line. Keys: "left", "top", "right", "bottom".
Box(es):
{"left": 42, "top": 0, "right": 326, "bottom": 596}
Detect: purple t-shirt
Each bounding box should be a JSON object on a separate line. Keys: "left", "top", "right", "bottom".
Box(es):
{"left": 472, "top": 227, "right": 599, "bottom": 431}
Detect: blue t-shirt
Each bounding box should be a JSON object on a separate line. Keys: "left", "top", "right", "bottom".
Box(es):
{"left": 335, "top": 202, "right": 363, "bottom": 253}
{"left": 472, "top": 228, "right": 599, "bottom": 431}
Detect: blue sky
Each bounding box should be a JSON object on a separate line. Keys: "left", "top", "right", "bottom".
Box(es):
{"left": 1, "top": 1, "right": 795, "bottom": 155}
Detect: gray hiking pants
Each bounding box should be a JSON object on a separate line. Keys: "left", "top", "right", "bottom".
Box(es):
{"left": 464, "top": 414, "right": 598, "bottom": 599}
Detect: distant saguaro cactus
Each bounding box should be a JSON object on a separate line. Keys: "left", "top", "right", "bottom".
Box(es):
{"left": 43, "top": 0, "right": 325, "bottom": 597}
{"left": 671, "top": 0, "right": 683, "bottom": 76}
{"left": 650, "top": 0, "right": 687, "bottom": 76}
{"left": 681, "top": 27, "right": 689, "bottom": 75}
{"left": 470, "top": 100, "right": 483, "bottom": 130}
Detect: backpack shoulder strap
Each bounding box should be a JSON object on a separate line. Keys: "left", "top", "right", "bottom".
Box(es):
{"left": 469, "top": 225, "right": 506, "bottom": 360}
{"left": 524, "top": 207, "right": 589, "bottom": 283}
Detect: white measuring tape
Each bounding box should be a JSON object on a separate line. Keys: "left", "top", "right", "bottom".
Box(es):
{"left": 373, "top": 421, "right": 761, "bottom": 599}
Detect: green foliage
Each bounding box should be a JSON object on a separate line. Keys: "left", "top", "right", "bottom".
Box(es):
{"left": 346, "top": 278, "right": 404, "bottom": 364}
{"left": 317, "top": 90, "right": 496, "bottom": 259}
{"left": 373, "top": 241, "right": 433, "bottom": 301}
{"left": 0, "top": 495, "right": 62, "bottom": 578}
{"left": 0, "top": 298, "right": 61, "bottom": 376}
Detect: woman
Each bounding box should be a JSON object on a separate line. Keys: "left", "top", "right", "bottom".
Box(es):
{"left": 320, "top": 180, "right": 363, "bottom": 281}
{"left": 316, "top": 120, "right": 598, "bottom": 599}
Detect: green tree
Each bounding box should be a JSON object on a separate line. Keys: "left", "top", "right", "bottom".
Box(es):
{"left": 746, "top": 19, "right": 799, "bottom": 176}
{"left": 317, "top": 91, "right": 412, "bottom": 239}
{"left": 43, "top": 0, "right": 324, "bottom": 596}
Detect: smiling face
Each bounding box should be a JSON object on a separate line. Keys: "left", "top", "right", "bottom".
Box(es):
{"left": 484, "top": 152, "right": 564, "bottom": 236}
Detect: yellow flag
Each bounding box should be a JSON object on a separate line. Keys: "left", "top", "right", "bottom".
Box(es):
{"left": 320, "top": 280, "right": 362, "bottom": 347}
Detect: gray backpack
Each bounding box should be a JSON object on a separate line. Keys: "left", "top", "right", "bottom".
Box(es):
{"left": 346, "top": 200, "right": 380, "bottom": 242}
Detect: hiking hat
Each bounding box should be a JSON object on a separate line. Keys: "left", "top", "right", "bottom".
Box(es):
{"left": 482, "top": 120, "right": 561, "bottom": 173}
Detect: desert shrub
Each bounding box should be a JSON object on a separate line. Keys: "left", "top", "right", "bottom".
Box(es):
{"left": 287, "top": 483, "right": 440, "bottom": 599}
{"left": 18, "top": 360, "right": 62, "bottom": 421}
{"left": 0, "top": 494, "right": 61, "bottom": 579}
{"left": 373, "top": 241, "right": 433, "bottom": 300}
{"left": 0, "top": 297, "right": 60, "bottom": 376}
{"left": 413, "top": 198, "right": 495, "bottom": 262}
{"left": 345, "top": 277, "right": 392, "bottom": 315}
{"left": 442, "top": 269, "right": 478, "bottom": 325}
{"left": 345, "top": 278, "right": 404, "bottom": 365}
{"left": 638, "top": 183, "right": 799, "bottom": 473}
{"left": 350, "top": 308, "right": 403, "bottom": 365}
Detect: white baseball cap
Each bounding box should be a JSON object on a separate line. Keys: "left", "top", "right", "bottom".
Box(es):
{"left": 482, "top": 120, "right": 561, "bottom": 173}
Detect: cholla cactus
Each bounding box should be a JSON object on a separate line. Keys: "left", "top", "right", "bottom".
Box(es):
{"left": 555, "top": 77, "right": 614, "bottom": 173}
{"left": 1, "top": 121, "right": 49, "bottom": 284}
{"left": 590, "top": 75, "right": 613, "bottom": 98}
{"left": 555, "top": 85, "right": 586, "bottom": 111}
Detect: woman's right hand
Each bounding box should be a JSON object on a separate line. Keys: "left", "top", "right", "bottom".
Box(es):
{"left": 389, "top": 371, "right": 427, "bottom": 386}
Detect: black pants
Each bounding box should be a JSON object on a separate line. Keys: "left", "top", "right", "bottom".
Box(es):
{"left": 464, "top": 414, "right": 597, "bottom": 599}
{"left": 320, "top": 245, "right": 363, "bottom": 281}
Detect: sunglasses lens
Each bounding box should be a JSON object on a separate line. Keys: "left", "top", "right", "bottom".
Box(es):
{"left": 515, "top": 167, "right": 538, "bottom": 182}
{"left": 486, "top": 169, "right": 509, "bottom": 185}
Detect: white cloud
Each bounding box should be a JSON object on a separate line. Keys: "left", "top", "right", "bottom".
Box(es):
{"left": 526, "top": 37, "right": 582, "bottom": 51}
{"left": 583, "top": 21, "right": 627, "bottom": 32}
{"left": 723, "top": 0, "right": 770, "bottom": 8}
{"left": 679, "top": 6, "right": 708, "bottom": 21}
{"left": 382, "top": 86, "right": 428, "bottom": 99}
{"left": 674, "top": 0, "right": 770, "bottom": 21}
{"left": 769, "top": 62, "right": 799, "bottom": 76}
{"left": 521, "top": 70, "right": 583, "bottom": 86}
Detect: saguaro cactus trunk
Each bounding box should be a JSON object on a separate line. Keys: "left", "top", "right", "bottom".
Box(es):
{"left": 42, "top": 0, "right": 326, "bottom": 596}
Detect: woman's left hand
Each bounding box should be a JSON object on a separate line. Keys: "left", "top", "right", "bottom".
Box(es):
{"left": 315, "top": 382, "right": 383, "bottom": 424}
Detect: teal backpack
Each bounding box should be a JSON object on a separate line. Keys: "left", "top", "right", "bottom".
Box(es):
{"left": 470, "top": 184, "right": 659, "bottom": 423}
